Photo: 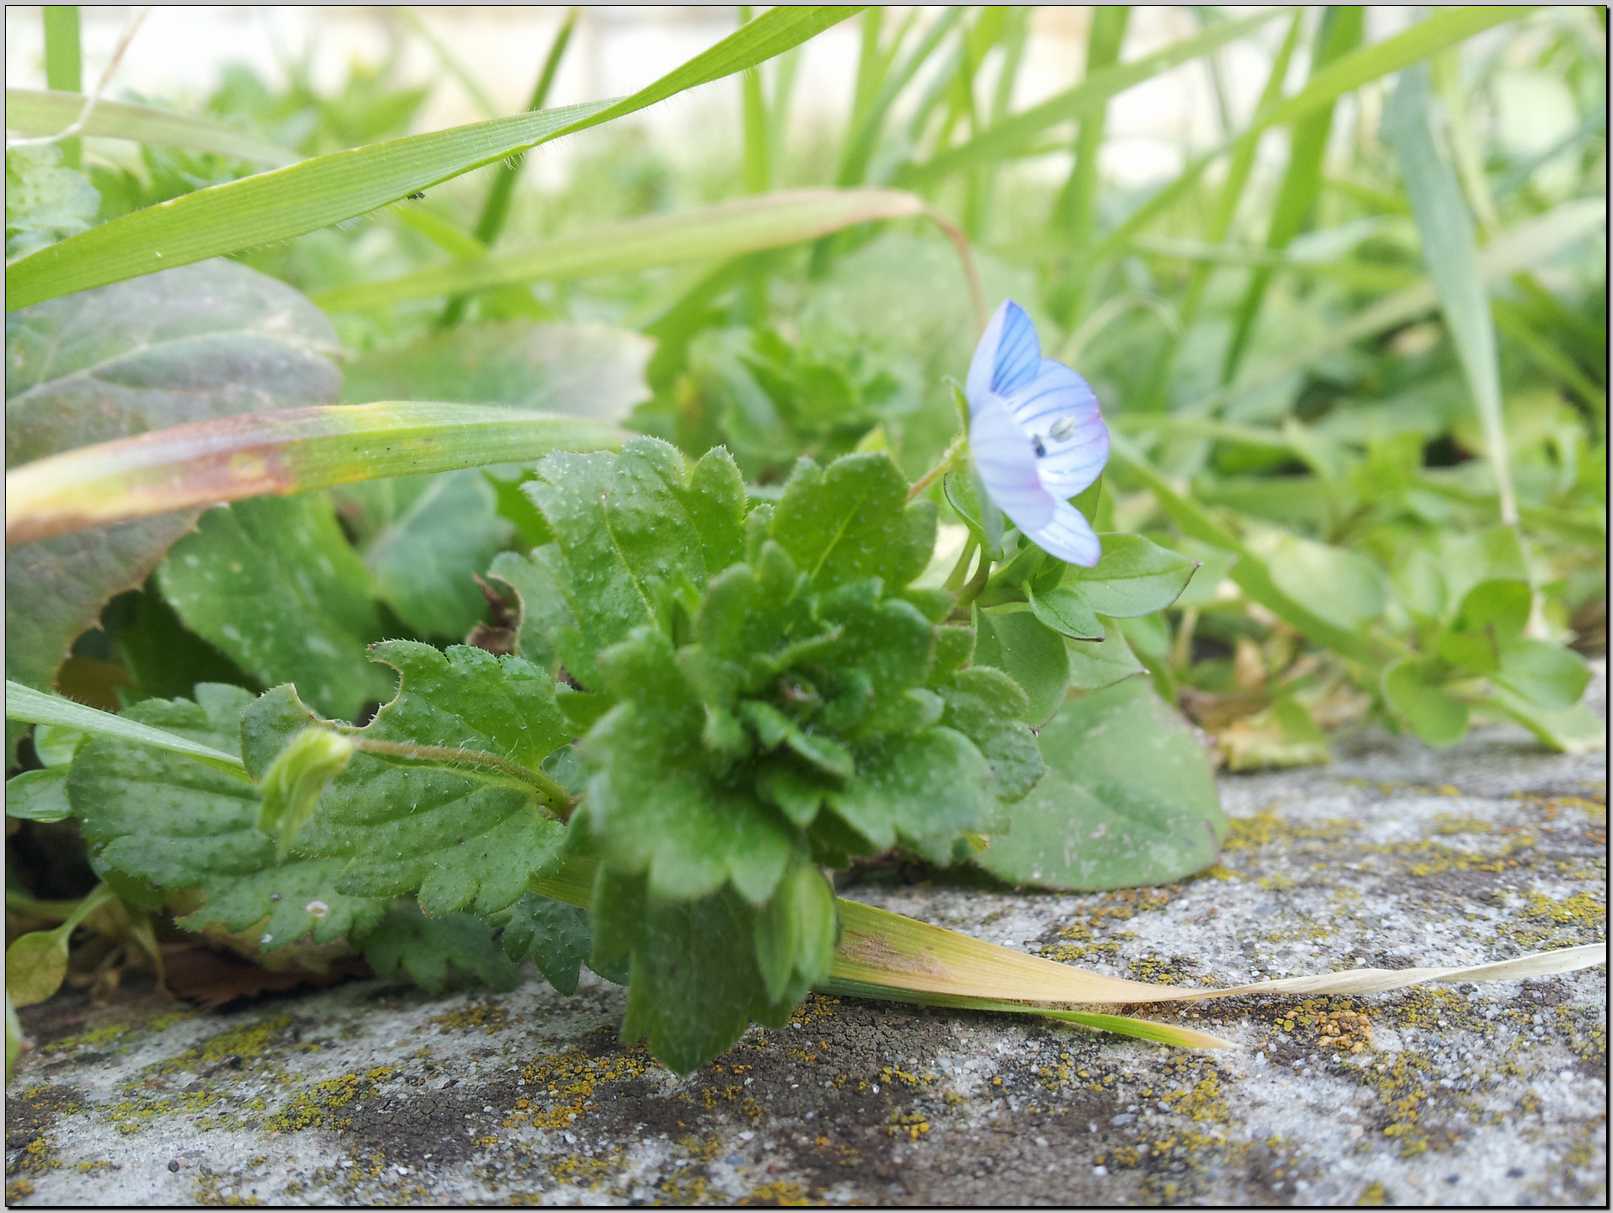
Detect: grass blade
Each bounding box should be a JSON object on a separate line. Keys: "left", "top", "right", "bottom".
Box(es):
{"left": 1384, "top": 64, "right": 1516, "bottom": 524}
{"left": 903, "top": 8, "right": 1285, "bottom": 187}
{"left": 313, "top": 189, "right": 972, "bottom": 312}
{"left": 5, "top": 403, "right": 625, "bottom": 545}
{"left": 1221, "top": 5, "right": 1365, "bottom": 381}
{"left": 5, "top": 5, "right": 859, "bottom": 309}
{"left": 4, "top": 680, "right": 245, "bottom": 774}
{"left": 437, "top": 7, "right": 580, "bottom": 327}
{"left": 5, "top": 88, "right": 299, "bottom": 166}
{"left": 41, "top": 7, "right": 81, "bottom": 167}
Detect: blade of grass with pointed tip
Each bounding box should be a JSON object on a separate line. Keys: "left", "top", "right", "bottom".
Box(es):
{"left": 1384, "top": 64, "right": 1516, "bottom": 525}
{"left": 1221, "top": 6, "right": 1364, "bottom": 383}
{"left": 903, "top": 8, "right": 1285, "bottom": 188}
{"left": 312, "top": 189, "right": 967, "bottom": 312}
{"left": 4, "top": 680, "right": 245, "bottom": 774}
{"left": 5, "top": 403, "right": 625, "bottom": 546}
{"left": 1083, "top": 7, "right": 1534, "bottom": 273}
{"left": 4, "top": 5, "right": 859, "bottom": 309}
{"left": 5, "top": 88, "right": 299, "bottom": 166}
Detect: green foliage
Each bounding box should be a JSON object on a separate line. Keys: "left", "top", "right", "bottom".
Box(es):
{"left": 973, "top": 678, "right": 1228, "bottom": 890}
{"left": 158, "top": 496, "right": 393, "bottom": 720}
{"left": 4, "top": 144, "right": 98, "bottom": 258}
{"left": 498, "top": 893, "right": 592, "bottom": 995}
{"left": 362, "top": 904, "right": 521, "bottom": 994}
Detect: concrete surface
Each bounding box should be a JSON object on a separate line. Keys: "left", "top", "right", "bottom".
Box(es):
{"left": 6, "top": 675, "right": 1606, "bottom": 1207}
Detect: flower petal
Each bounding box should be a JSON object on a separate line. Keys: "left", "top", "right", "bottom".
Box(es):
{"left": 969, "top": 395, "right": 1054, "bottom": 532}
{"left": 1005, "top": 360, "right": 1109, "bottom": 500}
{"left": 1027, "top": 499, "right": 1101, "bottom": 568}
{"left": 966, "top": 299, "right": 1042, "bottom": 408}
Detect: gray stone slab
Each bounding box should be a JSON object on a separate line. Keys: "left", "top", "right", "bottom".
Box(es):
{"left": 7, "top": 674, "right": 1606, "bottom": 1206}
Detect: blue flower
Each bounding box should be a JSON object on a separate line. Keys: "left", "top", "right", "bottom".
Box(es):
{"left": 966, "top": 300, "right": 1109, "bottom": 567}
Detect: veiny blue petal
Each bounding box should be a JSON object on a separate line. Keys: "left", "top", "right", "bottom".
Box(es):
{"left": 1004, "top": 360, "right": 1109, "bottom": 500}
{"left": 1028, "top": 500, "right": 1101, "bottom": 567}
{"left": 970, "top": 395, "right": 1054, "bottom": 531}
{"left": 966, "top": 299, "right": 1041, "bottom": 410}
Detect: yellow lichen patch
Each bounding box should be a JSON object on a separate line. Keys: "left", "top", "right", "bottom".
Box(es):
{"left": 1161, "top": 1071, "right": 1231, "bottom": 1124}
{"left": 1225, "top": 807, "right": 1354, "bottom": 851}
{"left": 884, "top": 1110, "right": 932, "bottom": 1141}
{"left": 788, "top": 994, "right": 839, "bottom": 1027}
{"left": 430, "top": 1002, "right": 510, "bottom": 1036}
{"left": 1501, "top": 890, "right": 1609, "bottom": 949}
{"left": 12, "top": 1135, "right": 61, "bottom": 1175}
{"left": 41, "top": 1023, "right": 133, "bottom": 1054}
{"left": 740, "top": 1180, "right": 813, "bottom": 1206}
{"left": 6, "top": 1181, "right": 37, "bottom": 1201}
{"left": 1431, "top": 814, "right": 1494, "bottom": 836}
{"left": 519, "top": 1045, "right": 651, "bottom": 1130}
{"left": 548, "top": 1150, "right": 623, "bottom": 1190}
{"left": 1357, "top": 1181, "right": 1389, "bottom": 1204}
{"left": 264, "top": 1066, "right": 395, "bottom": 1133}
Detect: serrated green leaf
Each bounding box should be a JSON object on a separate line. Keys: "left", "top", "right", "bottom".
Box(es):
{"left": 1063, "top": 535, "right": 1199, "bottom": 618}
{"left": 362, "top": 904, "right": 521, "bottom": 994}
{"left": 157, "top": 495, "right": 391, "bottom": 721}
{"left": 1382, "top": 658, "right": 1469, "bottom": 746}
{"left": 972, "top": 609, "right": 1070, "bottom": 725}
{"left": 522, "top": 439, "right": 747, "bottom": 687}
{"left": 771, "top": 452, "right": 936, "bottom": 590}
{"left": 4, "top": 261, "right": 339, "bottom": 756}
{"left": 828, "top": 727, "right": 992, "bottom": 864}
{"left": 241, "top": 641, "right": 574, "bottom": 918}
{"left": 4, "top": 768, "right": 72, "bottom": 823}
{"left": 974, "top": 679, "right": 1226, "bottom": 890}
{"left": 937, "top": 667, "right": 1044, "bottom": 803}
{"left": 4, "top": 143, "right": 98, "bottom": 259}
{"left": 753, "top": 860, "right": 837, "bottom": 1004}
{"left": 499, "top": 893, "right": 591, "bottom": 995}
{"left": 593, "top": 869, "right": 804, "bottom": 1074}
{"left": 67, "top": 684, "right": 387, "bottom": 948}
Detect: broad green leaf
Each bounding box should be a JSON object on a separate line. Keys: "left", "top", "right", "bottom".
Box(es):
{"left": 1495, "top": 639, "right": 1592, "bottom": 710}
{"left": 1064, "top": 625, "right": 1148, "bottom": 692}
{"left": 4, "top": 679, "right": 244, "bottom": 772}
{"left": 66, "top": 684, "right": 387, "bottom": 947}
{"left": 240, "top": 641, "right": 572, "bottom": 917}
{"left": 826, "top": 726, "right": 992, "bottom": 864}
{"left": 1483, "top": 689, "right": 1605, "bottom": 755}
{"left": 1261, "top": 533, "right": 1387, "bottom": 632}
{"left": 315, "top": 190, "right": 949, "bottom": 311}
{"left": 3, "top": 768, "right": 71, "bottom": 823}
{"left": 5, "top": 930, "right": 70, "bottom": 1008}
{"left": 499, "top": 893, "right": 591, "bottom": 995}
{"left": 1382, "top": 658, "right": 1469, "bottom": 746}
{"left": 1062, "top": 534, "right": 1200, "bottom": 618}
{"left": 5, "top": 6, "right": 859, "bottom": 308}
{"left": 5, "top": 87, "right": 298, "bottom": 166}
{"left": 3, "top": 262, "right": 339, "bottom": 749}
{"left": 1436, "top": 578, "right": 1532, "bottom": 673}
{"left": 31, "top": 723, "right": 85, "bottom": 767}
{"left": 362, "top": 904, "right": 521, "bottom": 994}
{"left": 974, "top": 679, "right": 1226, "bottom": 890}
{"left": 770, "top": 452, "right": 936, "bottom": 590}
{"left": 1384, "top": 64, "right": 1515, "bottom": 524}
{"left": 1027, "top": 584, "right": 1104, "bottom": 641}
{"left": 752, "top": 860, "right": 837, "bottom": 1006}
{"left": 157, "top": 496, "right": 391, "bottom": 721}
{"left": 972, "top": 608, "right": 1070, "bottom": 725}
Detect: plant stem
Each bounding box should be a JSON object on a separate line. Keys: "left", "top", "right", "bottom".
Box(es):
{"left": 344, "top": 736, "right": 574, "bottom": 818}
{"left": 905, "top": 432, "right": 966, "bottom": 502}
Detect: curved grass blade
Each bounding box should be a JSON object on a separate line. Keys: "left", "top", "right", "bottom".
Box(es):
{"left": 4, "top": 88, "right": 298, "bottom": 166}
{"left": 4, "top": 681, "right": 245, "bottom": 774}
{"left": 313, "top": 189, "right": 965, "bottom": 311}
{"left": 5, "top": 403, "right": 625, "bottom": 546}
{"left": 5, "top": 6, "right": 859, "bottom": 309}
